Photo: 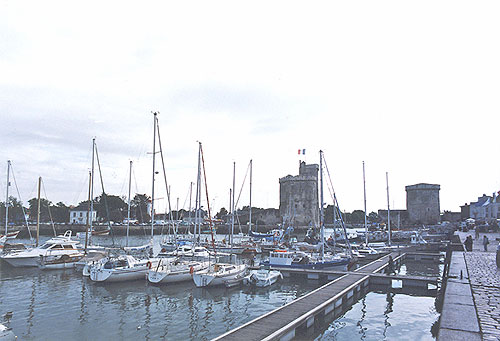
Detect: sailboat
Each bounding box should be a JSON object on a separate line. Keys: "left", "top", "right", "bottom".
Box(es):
{"left": 191, "top": 143, "right": 248, "bottom": 288}
{"left": 2, "top": 172, "right": 82, "bottom": 267}
{"left": 148, "top": 142, "right": 213, "bottom": 285}
{"left": 192, "top": 262, "right": 248, "bottom": 287}
{"left": 89, "top": 112, "right": 166, "bottom": 283}
{"left": 147, "top": 258, "right": 209, "bottom": 284}
{"left": 1, "top": 161, "right": 24, "bottom": 253}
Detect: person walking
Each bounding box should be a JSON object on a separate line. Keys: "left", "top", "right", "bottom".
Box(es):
{"left": 464, "top": 235, "right": 473, "bottom": 251}
{"left": 496, "top": 241, "right": 500, "bottom": 268}
{"left": 475, "top": 227, "right": 480, "bottom": 240}
{"left": 483, "top": 235, "right": 489, "bottom": 252}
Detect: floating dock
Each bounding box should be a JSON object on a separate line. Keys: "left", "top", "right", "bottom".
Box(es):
{"left": 214, "top": 251, "right": 438, "bottom": 341}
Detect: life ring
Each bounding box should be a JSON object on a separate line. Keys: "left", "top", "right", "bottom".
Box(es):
{"left": 189, "top": 266, "right": 194, "bottom": 275}
{"left": 146, "top": 261, "right": 152, "bottom": 269}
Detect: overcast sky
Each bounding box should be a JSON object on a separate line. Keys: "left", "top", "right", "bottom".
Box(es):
{"left": 1, "top": 1, "right": 499, "bottom": 216}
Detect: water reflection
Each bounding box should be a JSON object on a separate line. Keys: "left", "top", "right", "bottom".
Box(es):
{"left": 0, "top": 237, "right": 441, "bottom": 340}
{"left": 382, "top": 292, "right": 394, "bottom": 339}
{"left": 356, "top": 297, "right": 366, "bottom": 340}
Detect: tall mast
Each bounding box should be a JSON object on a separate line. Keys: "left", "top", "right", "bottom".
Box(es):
{"left": 126, "top": 160, "right": 132, "bottom": 247}
{"left": 199, "top": 143, "right": 216, "bottom": 255}
{"left": 249, "top": 159, "right": 252, "bottom": 234}
{"left": 188, "top": 181, "right": 193, "bottom": 235}
{"left": 363, "top": 161, "right": 368, "bottom": 246}
{"left": 36, "top": 176, "right": 41, "bottom": 247}
{"left": 386, "top": 171, "right": 391, "bottom": 246}
{"left": 231, "top": 161, "right": 235, "bottom": 251}
{"left": 5, "top": 160, "right": 10, "bottom": 236}
{"left": 194, "top": 142, "right": 202, "bottom": 243}
{"left": 85, "top": 171, "right": 91, "bottom": 253}
{"left": 151, "top": 112, "right": 158, "bottom": 240}
{"left": 89, "top": 138, "right": 95, "bottom": 243}
{"left": 319, "top": 150, "right": 325, "bottom": 260}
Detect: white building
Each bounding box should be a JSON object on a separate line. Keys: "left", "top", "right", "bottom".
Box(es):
{"left": 70, "top": 205, "right": 97, "bottom": 224}
{"left": 468, "top": 193, "right": 500, "bottom": 221}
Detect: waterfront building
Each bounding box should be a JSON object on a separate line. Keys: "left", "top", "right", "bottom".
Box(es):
{"left": 405, "top": 183, "right": 441, "bottom": 225}
{"left": 69, "top": 204, "right": 97, "bottom": 224}
{"left": 462, "top": 193, "right": 500, "bottom": 221}
{"left": 279, "top": 161, "right": 319, "bottom": 227}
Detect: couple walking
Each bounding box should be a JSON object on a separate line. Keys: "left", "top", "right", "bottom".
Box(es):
{"left": 465, "top": 234, "right": 490, "bottom": 251}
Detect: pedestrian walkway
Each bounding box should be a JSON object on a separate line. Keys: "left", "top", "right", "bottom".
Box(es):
{"left": 457, "top": 231, "right": 500, "bottom": 340}
{"left": 464, "top": 252, "right": 500, "bottom": 340}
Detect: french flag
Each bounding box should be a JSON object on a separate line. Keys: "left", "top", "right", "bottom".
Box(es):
{"left": 297, "top": 149, "right": 306, "bottom": 155}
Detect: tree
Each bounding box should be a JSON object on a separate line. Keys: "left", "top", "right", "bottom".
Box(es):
{"left": 131, "top": 194, "right": 151, "bottom": 223}
{"left": 368, "top": 211, "right": 379, "bottom": 223}
{"left": 28, "top": 198, "right": 52, "bottom": 222}
{"left": 215, "top": 207, "right": 228, "bottom": 220}
{"left": 52, "top": 202, "right": 70, "bottom": 223}
{"left": 1, "top": 196, "right": 27, "bottom": 224}
{"left": 95, "top": 194, "right": 127, "bottom": 222}
{"left": 350, "top": 210, "right": 366, "bottom": 224}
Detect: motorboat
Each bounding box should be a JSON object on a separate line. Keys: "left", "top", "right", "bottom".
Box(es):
{"left": 89, "top": 255, "right": 164, "bottom": 282}
{"left": 147, "top": 259, "right": 209, "bottom": 284}
{"left": 0, "top": 231, "right": 81, "bottom": 267}
{"left": 262, "top": 250, "right": 352, "bottom": 271}
{"left": 192, "top": 263, "right": 247, "bottom": 287}
{"left": 244, "top": 269, "right": 282, "bottom": 287}
{"left": 38, "top": 251, "right": 85, "bottom": 270}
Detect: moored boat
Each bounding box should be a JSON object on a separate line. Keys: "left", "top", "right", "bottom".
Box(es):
{"left": 89, "top": 255, "right": 162, "bottom": 282}
{"left": 38, "top": 252, "right": 85, "bottom": 270}
{"left": 192, "top": 263, "right": 247, "bottom": 288}
{"left": 244, "top": 269, "right": 282, "bottom": 287}
{"left": 147, "top": 259, "right": 208, "bottom": 284}
{"left": 262, "top": 249, "right": 351, "bottom": 271}
{"left": 0, "top": 231, "right": 81, "bottom": 267}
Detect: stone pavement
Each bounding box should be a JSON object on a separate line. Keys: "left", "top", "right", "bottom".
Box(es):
{"left": 464, "top": 251, "right": 500, "bottom": 341}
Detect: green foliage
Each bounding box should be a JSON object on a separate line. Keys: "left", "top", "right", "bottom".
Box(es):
{"left": 215, "top": 207, "right": 228, "bottom": 219}
{"left": 131, "top": 194, "right": 151, "bottom": 223}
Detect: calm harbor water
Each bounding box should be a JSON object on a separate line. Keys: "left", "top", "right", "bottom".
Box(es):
{"left": 0, "top": 236, "right": 441, "bottom": 340}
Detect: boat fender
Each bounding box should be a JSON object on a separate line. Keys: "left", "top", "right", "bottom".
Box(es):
{"left": 147, "top": 261, "right": 152, "bottom": 269}
{"left": 189, "top": 266, "right": 194, "bottom": 275}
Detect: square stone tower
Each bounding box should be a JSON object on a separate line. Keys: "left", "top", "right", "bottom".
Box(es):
{"left": 279, "top": 161, "right": 319, "bottom": 227}
{"left": 405, "top": 183, "right": 440, "bottom": 224}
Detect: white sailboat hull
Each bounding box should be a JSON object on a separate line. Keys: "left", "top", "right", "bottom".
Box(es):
{"left": 90, "top": 258, "right": 160, "bottom": 282}
{"left": 1, "top": 255, "right": 39, "bottom": 267}
{"left": 148, "top": 262, "right": 208, "bottom": 284}
{"left": 192, "top": 264, "right": 247, "bottom": 288}
{"left": 90, "top": 265, "right": 149, "bottom": 282}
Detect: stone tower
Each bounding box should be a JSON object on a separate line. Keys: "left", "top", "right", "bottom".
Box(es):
{"left": 405, "top": 183, "right": 440, "bottom": 224}
{"left": 279, "top": 161, "right": 319, "bottom": 227}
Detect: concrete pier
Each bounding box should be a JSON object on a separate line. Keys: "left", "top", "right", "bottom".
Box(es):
{"left": 438, "top": 231, "right": 500, "bottom": 340}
